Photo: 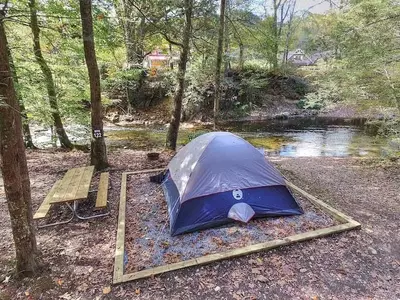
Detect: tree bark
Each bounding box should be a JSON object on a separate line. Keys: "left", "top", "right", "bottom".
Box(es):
{"left": 79, "top": 0, "right": 109, "bottom": 170}
{"left": 214, "top": 0, "right": 226, "bottom": 125}
{"left": 272, "top": 0, "right": 279, "bottom": 69}
{"left": 120, "top": 0, "right": 144, "bottom": 65}
{"left": 118, "top": 0, "right": 147, "bottom": 109}
{"left": 239, "top": 42, "right": 244, "bottom": 70}
{"left": 223, "top": 0, "right": 230, "bottom": 75}
{"left": 165, "top": 0, "right": 193, "bottom": 150}
{"left": 0, "top": 10, "right": 38, "bottom": 276}
{"left": 29, "top": 0, "right": 73, "bottom": 149}
{"left": 6, "top": 41, "right": 36, "bottom": 148}
{"left": 282, "top": 0, "right": 296, "bottom": 65}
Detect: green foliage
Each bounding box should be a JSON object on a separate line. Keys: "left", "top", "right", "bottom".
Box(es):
{"left": 104, "top": 68, "right": 144, "bottom": 91}
{"left": 237, "top": 69, "right": 269, "bottom": 106}
{"left": 5, "top": 0, "right": 125, "bottom": 128}
{"left": 365, "top": 119, "right": 400, "bottom": 137}
{"left": 298, "top": 78, "right": 340, "bottom": 110}
{"left": 3, "top": 0, "right": 399, "bottom": 137}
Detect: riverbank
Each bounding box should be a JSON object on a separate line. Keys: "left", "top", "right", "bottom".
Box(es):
{"left": 105, "top": 97, "right": 399, "bottom": 126}
{"left": 0, "top": 150, "right": 399, "bottom": 299}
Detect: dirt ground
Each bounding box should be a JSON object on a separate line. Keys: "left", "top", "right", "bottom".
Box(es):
{"left": 0, "top": 150, "right": 399, "bottom": 300}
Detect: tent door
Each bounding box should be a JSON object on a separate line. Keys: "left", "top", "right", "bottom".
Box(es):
{"left": 228, "top": 203, "right": 255, "bottom": 223}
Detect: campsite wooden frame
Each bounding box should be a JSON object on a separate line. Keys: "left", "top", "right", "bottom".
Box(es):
{"left": 113, "top": 169, "right": 361, "bottom": 284}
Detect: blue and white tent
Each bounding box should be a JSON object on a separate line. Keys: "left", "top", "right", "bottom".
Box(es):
{"left": 162, "top": 132, "right": 303, "bottom": 236}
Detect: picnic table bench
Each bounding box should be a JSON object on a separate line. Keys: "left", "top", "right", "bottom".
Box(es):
{"left": 34, "top": 166, "right": 110, "bottom": 228}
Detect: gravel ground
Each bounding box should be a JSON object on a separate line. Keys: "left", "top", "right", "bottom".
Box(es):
{"left": 125, "top": 174, "right": 337, "bottom": 272}
{"left": 0, "top": 151, "right": 399, "bottom": 300}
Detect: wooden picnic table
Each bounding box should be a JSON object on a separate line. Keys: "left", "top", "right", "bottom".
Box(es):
{"left": 50, "top": 166, "right": 95, "bottom": 204}
{"left": 34, "top": 166, "right": 109, "bottom": 228}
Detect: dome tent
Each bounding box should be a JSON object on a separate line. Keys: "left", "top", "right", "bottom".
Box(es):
{"left": 162, "top": 132, "right": 303, "bottom": 236}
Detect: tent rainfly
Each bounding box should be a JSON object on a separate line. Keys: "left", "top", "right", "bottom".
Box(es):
{"left": 161, "top": 132, "right": 303, "bottom": 236}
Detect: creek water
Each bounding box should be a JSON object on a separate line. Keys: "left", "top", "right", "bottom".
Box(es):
{"left": 31, "top": 117, "right": 390, "bottom": 157}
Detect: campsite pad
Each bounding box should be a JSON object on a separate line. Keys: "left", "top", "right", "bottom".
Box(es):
{"left": 124, "top": 174, "right": 339, "bottom": 273}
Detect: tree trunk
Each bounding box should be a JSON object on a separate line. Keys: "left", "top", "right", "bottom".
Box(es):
{"left": 7, "top": 45, "right": 36, "bottom": 149}
{"left": 0, "top": 11, "right": 38, "bottom": 277}
{"left": 272, "top": 0, "right": 279, "bottom": 69}
{"left": 214, "top": 0, "right": 226, "bottom": 125}
{"left": 79, "top": 0, "right": 109, "bottom": 170}
{"left": 239, "top": 42, "right": 244, "bottom": 70}
{"left": 282, "top": 0, "right": 296, "bottom": 65}
{"left": 29, "top": 0, "right": 73, "bottom": 149}
{"left": 223, "top": 0, "right": 230, "bottom": 75}
{"left": 121, "top": 0, "right": 136, "bottom": 65}
{"left": 119, "top": 0, "right": 147, "bottom": 109}
{"left": 165, "top": 0, "right": 193, "bottom": 150}
{"left": 169, "top": 43, "right": 174, "bottom": 70}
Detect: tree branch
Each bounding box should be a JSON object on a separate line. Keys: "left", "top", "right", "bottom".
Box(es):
{"left": 126, "top": 0, "right": 183, "bottom": 47}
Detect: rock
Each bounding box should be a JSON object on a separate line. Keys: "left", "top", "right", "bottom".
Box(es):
{"left": 111, "top": 113, "right": 120, "bottom": 123}
{"left": 310, "top": 256, "right": 314, "bottom": 261}
{"left": 369, "top": 247, "right": 377, "bottom": 255}
{"left": 274, "top": 112, "right": 290, "bottom": 120}
{"left": 300, "top": 268, "right": 307, "bottom": 273}
{"left": 123, "top": 115, "right": 134, "bottom": 122}
{"left": 214, "top": 286, "right": 221, "bottom": 292}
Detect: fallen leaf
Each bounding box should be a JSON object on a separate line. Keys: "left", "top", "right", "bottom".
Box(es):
{"left": 25, "top": 291, "right": 30, "bottom": 296}
{"left": 103, "top": 286, "right": 112, "bottom": 294}
{"left": 135, "top": 288, "right": 141, "bottom": 295}
{"left": 57, "top": 279, "right": 63, "bottom": 286}
{"left": 256, "top": 275, "right": 268, "bottom": 283}
{"left": 2, "top": 276, "right": 10, "bottom": 283}
{"left": 59, "top": 293, "right": 72, "bottom": 300}
{"left": 312, "top": 296, "right": 319, "bottom": 300}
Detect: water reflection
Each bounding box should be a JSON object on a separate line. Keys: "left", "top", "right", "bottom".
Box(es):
{"left": 263, "top": 127, "right": 383, "bottom": 157}
{"left": 31, "top": 118, "right": 388, "bottom": 158}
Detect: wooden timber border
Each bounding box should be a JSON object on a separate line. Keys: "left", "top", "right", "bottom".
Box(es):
{"left": 113, "top": 169, "right": 361, "bottom": 284}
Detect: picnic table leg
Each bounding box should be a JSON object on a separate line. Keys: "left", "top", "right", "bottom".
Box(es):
{"left": 37, "top": 203, "right": 75, "bottom": 228}
{"left": 73, "top": 200, "right": 110, "bottom": 220}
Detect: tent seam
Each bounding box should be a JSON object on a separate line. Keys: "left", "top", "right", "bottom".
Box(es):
{"left": 180, "top": 134, "right": 218, "bottom": 202}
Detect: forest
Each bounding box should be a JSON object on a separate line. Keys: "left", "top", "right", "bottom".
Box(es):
{"left": 1, "top": 0, "right": 400, "bottom": 149}
{"left": 0, "top": 0, "right": 399, "bottom": 299}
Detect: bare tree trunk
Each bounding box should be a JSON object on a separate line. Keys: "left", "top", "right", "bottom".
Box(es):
{"left": 214, "top": 0, "right": 226, "bottom": 126}
{"left": 165, "top": 0, "right": 193, "bottom": 150}
{"left": 223, "top": 0, "right": 230, "bottom": 75}
{"left": 228, "top": 15, "right": 244, "bottom": 70}
{"left": 0, "top": 10, "right": 38, "bottom": 277}
{"left": 121, "top": 0, "right": 135, "bottom": 65}
{"left": 118, "top": 0, "right": 147, "bottom": 109}
{"left": 169, "top": 43, "right": 174, "bottom": 70}
{"left": 282, "top": 0, "right": 296, "bottom": 65}
{"left": 79, "top": 0, "right": 109, "bottom": 170}
{"left": 6, "top": 44, "right": 36, "bottom": 148}
{"left": 239, "top": 42, "right": 244, "bottom": 70}
{"left": 29, "top": 0, "right": 73, "bottom": 149}
{"left": 272, "top": 0, "right": 279, "bottom": 69}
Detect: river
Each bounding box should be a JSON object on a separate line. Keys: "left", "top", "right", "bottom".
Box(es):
{"left": 31, "top": 117, "right": 391, "bottom": 157}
